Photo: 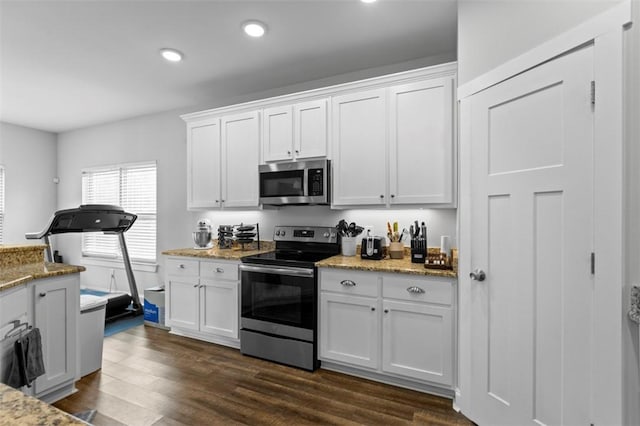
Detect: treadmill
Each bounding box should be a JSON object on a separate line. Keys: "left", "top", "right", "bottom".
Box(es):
{"left": 26, "top": 204, "right": 143, "bottom": 321}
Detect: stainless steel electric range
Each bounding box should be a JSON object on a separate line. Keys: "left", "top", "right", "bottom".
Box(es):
{"left": 239, "top": 225, "right": 339, "bottom": 371}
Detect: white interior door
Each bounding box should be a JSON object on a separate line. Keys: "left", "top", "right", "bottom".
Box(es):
{"left": 468, "top": 45, "right": 594, "bottom": 425}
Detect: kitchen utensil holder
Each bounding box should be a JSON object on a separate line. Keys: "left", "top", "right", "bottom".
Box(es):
{"left": 341, "top": 236, "right": 357, "bottom": 256}
{"left": 388, "top": 242, "right": 404, "bottom": 259}
{"left": 411, "top": 248, "right": 426, "bottom": 263}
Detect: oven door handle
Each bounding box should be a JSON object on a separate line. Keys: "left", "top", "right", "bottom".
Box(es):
{"left": 239, "top": 264, "right": 314, "bottom": 278}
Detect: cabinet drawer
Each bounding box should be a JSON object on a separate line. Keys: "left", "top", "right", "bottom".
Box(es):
{"left": 200, "top": 260, "right": 238, "bottom": 281}
{"left": 320, "top": 269, "right": 379, "bottom": 297}
{"left": 166, "top": 258, "right": 200, "bottom": 277}
{"left": 382, "top": 275, "right": 453, "bottom": 306}
{"left": 0, "top": 286, "right": 28, "bottom": 324}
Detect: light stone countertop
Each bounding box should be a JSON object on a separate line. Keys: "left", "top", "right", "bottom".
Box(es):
{"left": 316, "top": 247, "right": 458, "bottom": 278}
{"left": 0, "top": 383, "right": 87, "bottom": 425}
{"left": 162, "top": 241, "right": 275, "bottom": 260}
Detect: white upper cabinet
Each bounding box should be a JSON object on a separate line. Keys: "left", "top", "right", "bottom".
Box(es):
{"left": 262, "top": 105, "right": 294, "bottom": 162}
{"left": 183, "top": 62, "right": 456, "bottom": 209}
{"left": 187, "top": 118, "right": 221, "bottom": 209}
{"left": 331, "top": 89, "right": 388, "bottom": 206}
{"left": 221, "top": 111, "right": 260, "bottom": 208}
{"left": 332, "top": 71, "right": 456, "bottom": 208}
{"left": 294, "top": 99, "right": 327, "bottom": 160}
{"left": 263, "top": 99, "right": 328, "bottom": 162}
{"left": 389, "top": 77, "right": 454, "bottom": 205}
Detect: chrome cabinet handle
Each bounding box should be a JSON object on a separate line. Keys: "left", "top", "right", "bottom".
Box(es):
{"left": 178, "top": 264, "right": 185, "bottom": 269}
{"left": 39, "top": 292, "right": 46, "bottom": 297}
{"left": 193, "top": 284, "right": 198, "bottom": 288}
{"left": 379, "top": 194, "right": 384, "bottom": 199}
{"left": 470, "top": 269, "right": 486, "bottom": 282}
{"left": 371, "top": 306, "right": 375, "bottom": 311}
{"left": 340, "top": 280, "right": 356, "bottom": 287}
{"left": 407, "top": 286, "right": 425, "bottom": 294}
{"left": 384, "top": 309, "right": 389, "bottom": 314}
{"left": 295, "top": 150, "right": 299, "bottom": 154}
{"left": 390, "top": 194, "right": 395, "bottom": 199}
{"left": 216, "top": 267, "right": 224, "bottom": 273}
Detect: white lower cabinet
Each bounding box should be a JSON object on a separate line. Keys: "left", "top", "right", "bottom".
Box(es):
{"left": 319, "top": 268, "right": 455, "bottom": 391}
{"left": 166, "top": 257, "right": 239, "bottom": 347}
{"left": 320, "top": 293, "right": 379, "bottom": 369}
{"left": 33, "top": 275, "right": 79, "bottom": 399}
{"left": 0, "top": 274, "right": 80, "bottom": 403}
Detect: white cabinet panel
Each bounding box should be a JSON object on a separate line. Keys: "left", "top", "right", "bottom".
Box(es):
{"left": 167, "top": 277, "right": 199, "bottom": 331}
{"left": 200, "top": 280, "right": 238, "bottom": 339}
{"left": 187, "top": 119, "right": 221, "bottom": 209}
{"left": 382, "top": 300, "right": 453, "bottom": 385}
{"left": 331, "top": 89, "right": 387, "bottom": 206}
{"left": 320, "top": 292, "right": 379, "bottom": 369}
{"left": 33, "top": 275, "right": 78, "bottom": 397}
{"left": 263, "top": 106, "right": 294, "bottom": 162}
{"left": 389, "top": 77, "right": 454, "bottom": 204}
{"left": 222, "top": 111, "right": 260, "bottom": 207}
{"left": 294, "top": 99, "right": 327, "bottom": 160}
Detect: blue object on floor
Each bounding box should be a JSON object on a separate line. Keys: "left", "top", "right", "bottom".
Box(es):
{"left": 80, "top": 288, "right": 109, "bottom": 297}
{"left": 104, "top": 315, "right": 144, "bottom": 337}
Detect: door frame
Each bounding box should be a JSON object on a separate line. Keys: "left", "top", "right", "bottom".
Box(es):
{"left": 457, "top": 2, "right": 631, "bottom": 424}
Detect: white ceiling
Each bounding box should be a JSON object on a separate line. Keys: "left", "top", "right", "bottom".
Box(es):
{"left": 0, "top": 0, "right": 457, "bottom": 133}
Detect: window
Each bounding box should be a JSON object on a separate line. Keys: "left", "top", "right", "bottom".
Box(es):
{"left": 82, "top": 162, "right": 157, "bottom": 263}
{"left": 0, "top": 166, "right": 4, "bottom": 244}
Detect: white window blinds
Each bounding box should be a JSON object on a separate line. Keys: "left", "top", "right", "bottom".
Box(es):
{"left": 0, "top": 166, "right": 4, "bottom": 244}
{"left": 82, "top": 163, "right": 157, "bottom": 263}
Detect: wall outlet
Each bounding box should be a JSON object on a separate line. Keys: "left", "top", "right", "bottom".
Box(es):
{"left": 364, "top": 225, "right": 374, "bottom": 236}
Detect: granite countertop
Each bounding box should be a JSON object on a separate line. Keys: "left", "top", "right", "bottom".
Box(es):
{"left": 0, "top": 244, "right": 86, "bottom": 293}
{"left": 317, "top": 247, "right": 458, "bottom": 278}
{"left": 0, "top": 263, "right": 86, "bottom": 293}
{"left": 162, "top": 240, "right": 275, "bottom": 260}
{"left": 0, "top": 383, "right": 87, "bottom": 425}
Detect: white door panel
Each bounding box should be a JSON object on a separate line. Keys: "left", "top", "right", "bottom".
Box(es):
{"left": 469, "top": 45, "right": 594, "bottom": 425}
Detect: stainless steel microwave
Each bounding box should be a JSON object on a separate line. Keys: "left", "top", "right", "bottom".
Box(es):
{"left": 259, "top": 159, "right": 330, "bottom": 205}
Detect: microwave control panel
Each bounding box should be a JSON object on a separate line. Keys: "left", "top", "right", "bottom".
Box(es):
{"left": 308, "top": 168, "right": 324, "bottom": 196}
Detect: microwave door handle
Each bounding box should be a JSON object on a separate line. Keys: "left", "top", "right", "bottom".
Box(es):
{"left": 239, "top": 264, "right": 314, "bottom": 278}
{"left": 303, "top": 168, "right": 309, "bottom": 197}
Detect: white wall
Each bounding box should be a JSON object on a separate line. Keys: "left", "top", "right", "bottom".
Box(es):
{"left": 55, "top": 54, "right": 458, "bottom": 294}
{"left": 0, "top": 122, "right": 57, "bottom": 244}
{"left": 457, "top": 0, "right": 623, "bottom": 84}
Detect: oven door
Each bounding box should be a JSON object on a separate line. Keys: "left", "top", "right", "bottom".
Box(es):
{"left": 239, "top": 264, "right": 315, "bottom": 341}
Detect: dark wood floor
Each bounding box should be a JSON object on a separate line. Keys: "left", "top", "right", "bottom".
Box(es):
{"left": 54, "top": 325, "right": 472, "bottom": 425}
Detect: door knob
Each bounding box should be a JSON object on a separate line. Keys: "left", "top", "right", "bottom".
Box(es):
{"left": 470, "top": 269, "right": 486, "bottom": 282}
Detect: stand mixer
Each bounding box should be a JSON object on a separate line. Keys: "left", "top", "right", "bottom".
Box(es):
{"left": 193, "top": 218, "right": 213, "bottom": 249}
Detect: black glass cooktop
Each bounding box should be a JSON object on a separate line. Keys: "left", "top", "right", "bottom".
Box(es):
{"left": 241, "top": 249, "right": 336, "bottom": 269}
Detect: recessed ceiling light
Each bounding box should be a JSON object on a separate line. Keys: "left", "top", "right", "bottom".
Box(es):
{"left": 160, "top": 48, "right": 183, "bottom": 62}
{"left": 361, "top": 0, "right": 377, "bottom": 3}
{"left": 242, "top": 20, "right": 267, "bottom": 38}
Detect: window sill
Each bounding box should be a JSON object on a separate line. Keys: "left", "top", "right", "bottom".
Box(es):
{"left": 82, "top": 257, "right": 158, "bottom": 273}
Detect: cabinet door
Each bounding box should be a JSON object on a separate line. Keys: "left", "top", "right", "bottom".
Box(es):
{"left": 389, "top": 78, "right": 454, "bottom": 205}
{"left": 33, "top": 275, "right": 78, "bottom": 396}
{"left": 382, "top": 300, "right": 453, "bottom": 386}
{"left": 200, "top": 279, "right": 238, "bottom": 339}
{"left": 294, "top": 99, "right": 327, "bottom": 160}
{"left": 187, "top": 118, "right": 221, "bottom": 209}
{"left": 166, "top": 277, "right": 199, "bottom": 331}
{"left": 263, "top": 105, "right": 293, "bottom": 162}
{"left": 331, "top": 89, "right": 387, "bottom": 206}
{"left": 320, "top": 292, "right": 379, "bottom": 369}
{"left": 221, "top": 111, "right": 260, "bottom": 207}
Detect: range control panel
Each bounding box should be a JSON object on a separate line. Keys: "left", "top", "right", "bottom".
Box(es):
{"left": 273, "top": 226, "right": 338, "bottom": 243}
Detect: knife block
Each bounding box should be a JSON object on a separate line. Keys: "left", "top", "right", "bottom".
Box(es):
{"left": 411, "top": 248, "right": 426, "bottom": 263}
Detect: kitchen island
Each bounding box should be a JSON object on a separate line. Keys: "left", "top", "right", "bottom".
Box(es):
{"left": 0, "top": 244, "right": 85, "bottom": 292}
{"left": 1, "top": 243, "right": 84, "bottom": 414}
